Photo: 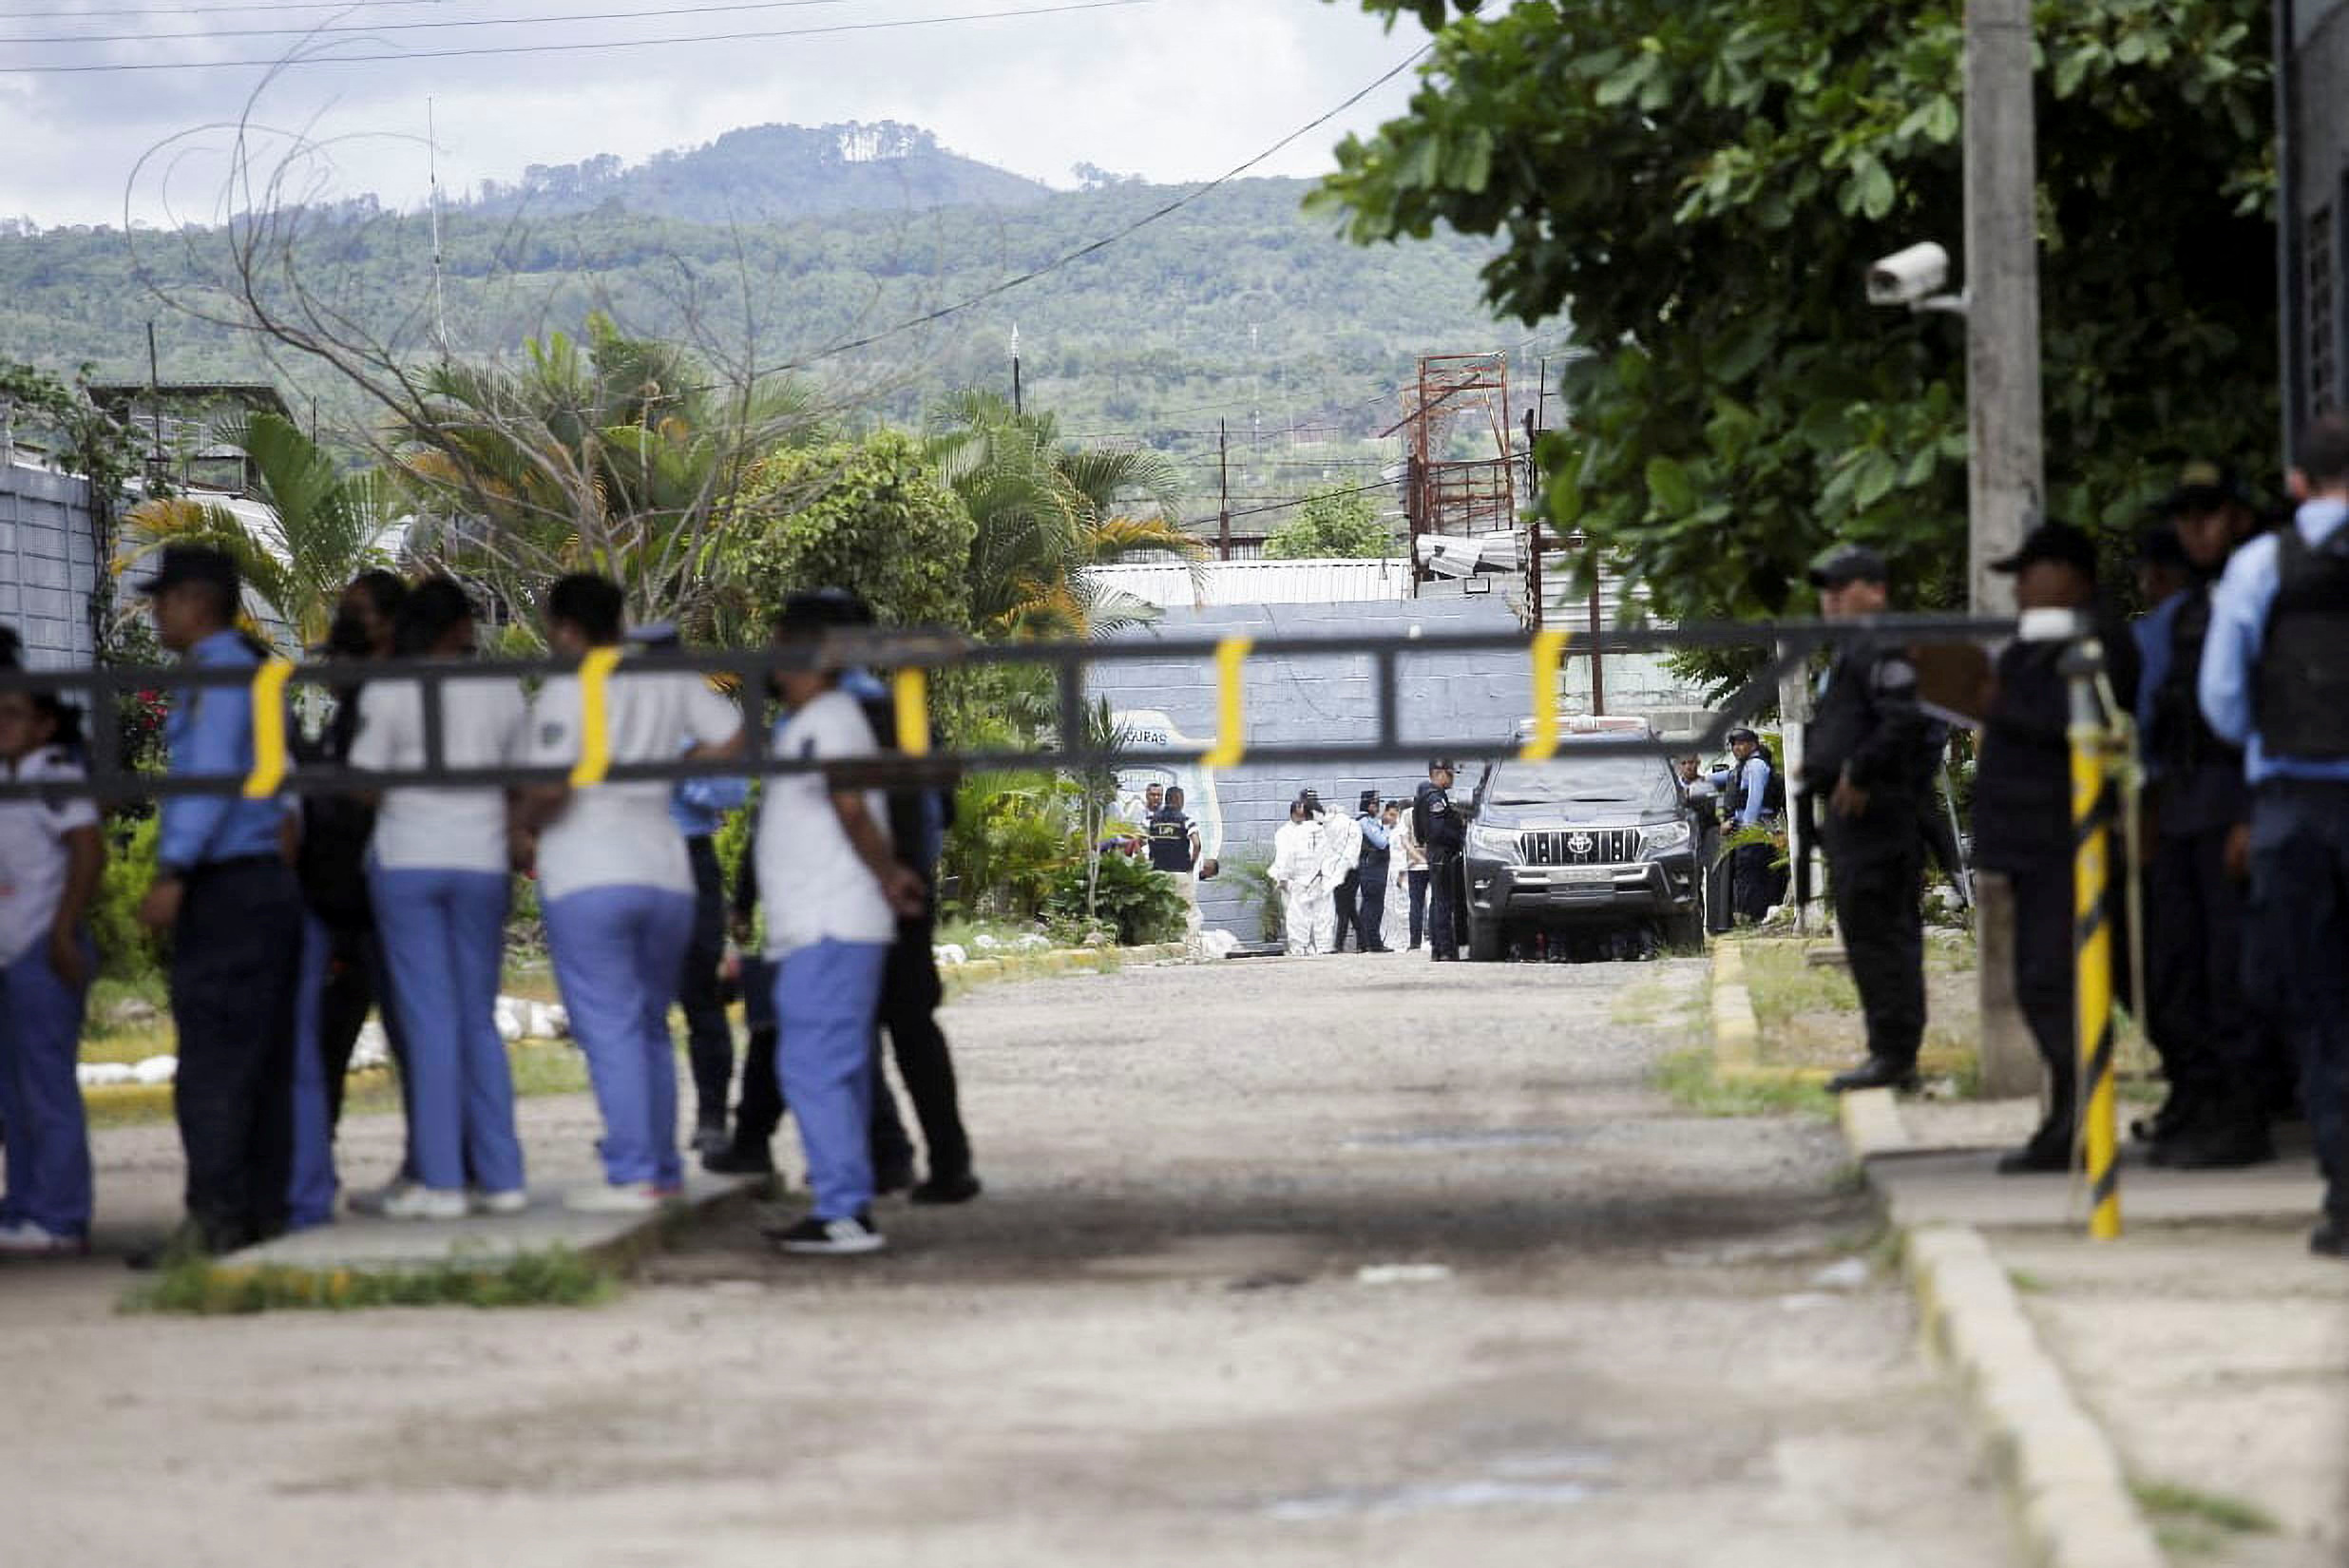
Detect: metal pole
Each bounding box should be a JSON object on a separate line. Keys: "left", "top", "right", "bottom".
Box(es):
{"left": 1586, "top": 543, "right": 1605, "bottom": 716}
{"left": 1217, "top": 418, "right": 1232, "bottom": 562}
{"left": 144, "top": 321, "right": 165, "bottom": 480}
{"left": 1966, "top": 0, "right": 2049, "bottom": 1098}
{"left": 2064, "top": 638, "right": 2121, "bottom": 1239}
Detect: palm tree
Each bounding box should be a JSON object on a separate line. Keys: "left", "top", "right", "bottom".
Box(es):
{"left": 117, "top": 411, "right": 402, "bottom": 649}
{"left": 394, "top": 313, "right": 825, "bottom": 637}
{"left": 926, "top": 391, "right": 1203, "bottom": 640}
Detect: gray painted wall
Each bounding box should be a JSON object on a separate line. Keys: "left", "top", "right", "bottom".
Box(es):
{"left": 1087, "top": 596, "right": 1535, "bottom": 939}
{"left": 0, "top": 464, "right": 101, "bottom": 667}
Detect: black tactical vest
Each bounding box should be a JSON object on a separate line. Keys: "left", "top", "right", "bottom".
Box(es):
{"left": 2258, "top": 526, "right": 2349, "bottom": 759}
{"left": 2149, "top": 587, "right": 2236, "bottom": 773}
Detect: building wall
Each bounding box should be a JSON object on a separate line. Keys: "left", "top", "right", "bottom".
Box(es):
{"left": 0, "top": 463, "right": 101, "bottom": 666}
{"left": 2287, "top": 0, "right": 2349, "bottom": 429}
{"left": 1085, "top": 595, "right": 1542, "bottom": 939}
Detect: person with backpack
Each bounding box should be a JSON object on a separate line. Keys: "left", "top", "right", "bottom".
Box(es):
{"left": 1351, "top": 789, "right": 1393, "bottom": 953}
{"left": 1724, "top": 728, "right": 1785, "bottom": 925}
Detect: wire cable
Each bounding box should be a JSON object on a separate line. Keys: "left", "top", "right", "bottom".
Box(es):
{"left": 0, "top": 0, "right": 1152, "bottom": 71}
{"left": 0, "top": 0, "right": 859, "bottom": 46}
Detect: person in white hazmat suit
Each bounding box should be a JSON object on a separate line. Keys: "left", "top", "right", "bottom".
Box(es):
{"left": 1316, "top": 791, "right": 1365, "bottom": 947}
{"left": 1270, "top": 795, "right": 1335, "bottom": 955}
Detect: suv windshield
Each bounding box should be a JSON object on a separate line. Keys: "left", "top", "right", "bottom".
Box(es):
{"left": 1483, "top": 754, "right": 1678, "bottom": 812}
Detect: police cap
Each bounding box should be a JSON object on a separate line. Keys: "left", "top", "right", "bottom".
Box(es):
{"left": 136, "top": 544, "right": 240, "bottom": 601}
{"left": 2157, "top": 460, "right": 2252, "bottom": 517}
{"left": 1805, "top": 544, "right": 1890, "bottom": 590}
{"left": 1990, "top": 520, "right": 2100, "bottom": 582}
{"left": 774, "top": 586, "right": 876, "bottom": 638}
{"left": 1727, "top": 727, "right": 1759, "bottom": 746}
{"left": 1427, "top": 758, "right": 1458, "bottom": 774}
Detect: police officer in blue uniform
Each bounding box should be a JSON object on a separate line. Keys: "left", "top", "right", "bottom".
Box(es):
{"left": 2134, "top": 466, "right": 2273, "bottom": 1168}
{"left": 2199, "top": 417, "right": 2349, "bottom": 1258}
{"left": 1808, "top": 546, "right": 1936, "bottom": 1096}
{"left": 134, "top": 545, "right": 304, "bottom": 1257}
{"left": 1352, "top": 789, "right": 1393, "bottom": 952}
{"left": 1413, "top": 760, "right": 1465, "bottom": 962}
{"left": 1723, "top": 728, "right": 1783, "bottom": 924}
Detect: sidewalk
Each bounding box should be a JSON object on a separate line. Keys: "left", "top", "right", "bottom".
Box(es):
{"left": 1864, "top": 1094, "right": 2349, "bottom": 1567}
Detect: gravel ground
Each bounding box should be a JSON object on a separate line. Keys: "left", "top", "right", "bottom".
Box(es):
{"left": 2, "top": 953, "right": 2012, "bottom": 1567}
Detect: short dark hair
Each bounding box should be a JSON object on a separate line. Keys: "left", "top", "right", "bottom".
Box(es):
{"left": 1166, "top": 785, "right": 1185, "bottom": 803}
{"left": 393, "top": 575, "right": 475, "bottom": 658}
{"left": 0, "top": 622, "right": 20, "bottom": 669}
{"left": 346, "top": 568, "right": 408, "bottom": 621}
{"left": 2298, "top": 415, "right": 2349, "bottom": 488}
{"left": 773, "top": 586, "right": 875, "bottom": 641}
{"left": 545, "top": 573, "right": 625, "bottom": 644}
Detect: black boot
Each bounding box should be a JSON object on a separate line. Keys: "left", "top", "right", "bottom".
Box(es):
{"left": 2310, "top": 1214, "right": 2349, "bottom": 1259}
{"left": 2153, "top": 1099, "right": 2277, "bottom": 1171}
{"left": 1826, "top": 1056, "right": 1920, "bottom": 1095}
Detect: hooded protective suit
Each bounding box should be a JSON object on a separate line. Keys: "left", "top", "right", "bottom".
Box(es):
{"left": 1270, "top": 814, "right": 1334, "bottom": 955}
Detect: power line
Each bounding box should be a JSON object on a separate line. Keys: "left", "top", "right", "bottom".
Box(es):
{"left": 704, "top": 44, "right": 1436, "bottom": 382}
{"left": 0, "top": 0, "right": 1152, "bottom": 71}
{"left": 1, "top": 0, "right": 858, "bottom": 46}
{"left": 0, "top": 0, "right": 453, "bottom": 17}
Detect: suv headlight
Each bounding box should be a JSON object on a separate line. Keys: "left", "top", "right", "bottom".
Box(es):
{"left": 1466, "top": 824, "right": 1521, "bottom": 863}
{"left": 1643, "top": 819, "right": 1693, "bottom": 854}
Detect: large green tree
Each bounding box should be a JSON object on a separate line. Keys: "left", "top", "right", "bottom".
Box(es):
{"left": 1314, "top": 0, "right": 2277, "bottom": 623}
{"left": 1264, "top": 483, "right": 1395, "bottom": 559}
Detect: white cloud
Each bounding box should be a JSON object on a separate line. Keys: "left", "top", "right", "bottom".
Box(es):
{"left": 0, "top": 0, "right": 1423, "bottom": 224}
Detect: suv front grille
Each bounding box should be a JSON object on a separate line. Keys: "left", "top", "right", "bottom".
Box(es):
{"left": 1520, "top": 828, "right": 1642, "bottom": 866}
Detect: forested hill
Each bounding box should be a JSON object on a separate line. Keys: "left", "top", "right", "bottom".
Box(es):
{"left": 456, "top": 121, "right": 1055, "bottom": 223}
{"left": 0, "top": 166, "right": 1556, "bottom": 451}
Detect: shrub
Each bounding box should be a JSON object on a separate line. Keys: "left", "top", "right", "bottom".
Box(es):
{"left": 1043, "top": 850, "right": 1186, "bottom": 947}
{"left": 90, "top": 814, "right": 163, "bottom": 981}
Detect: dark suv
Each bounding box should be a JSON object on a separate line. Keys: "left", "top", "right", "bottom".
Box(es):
{"left": 1460, "top": 740, "right": 1705, "bottom": 960}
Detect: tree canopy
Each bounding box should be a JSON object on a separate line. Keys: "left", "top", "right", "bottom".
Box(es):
{"left": 1314, "top": 0, "right": 2278, "bottom": 621}
{"left": 1263, "top": 484, "right": 1394, "bottom": 559}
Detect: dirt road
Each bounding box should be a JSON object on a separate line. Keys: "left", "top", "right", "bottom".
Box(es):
{"left": 4, "top": 955, "right": 2010, "bottom": 1567}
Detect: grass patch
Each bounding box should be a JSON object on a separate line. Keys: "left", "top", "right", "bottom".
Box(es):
{"left": 1742, "top": 942, "right": 1861, "bottom": 1029}
{"left": 1655, "top": 1048, "right": 1832, "bottom": 1120}
{"left": 2131, "top": 1480, "right": 2279, "bottom": 1539}
{"left": 123, "top": 1246, "right": 615, "bottom": 1314}
{"left": 1610, "top": 975, "right": 1674, "bottom": 1027}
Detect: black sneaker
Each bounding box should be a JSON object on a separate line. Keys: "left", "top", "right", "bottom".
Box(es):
{"left": 701, "top": 1142, "right": 776, "bottom": 1177}
{"left": 1996, "top": 1138, "right": 2072, "bottom": 1176}
{"left": 2310, "top": 1217, "right": 2349, "bottom": 1259}
{"left": 691, "top": 1121, "right": 730, "bottom": 1159}
{"left": 773, "top": 1213, "right": 886, "bottom": 1256}
{"left": 1826, "top": 1057, "right": 1921, "bottom": 1095}
{"left": 874, "top": 1162, "right": 916, "bottom": 1196}
{"left": 910, "top": 1172, "right": 984, "bottom": 1206}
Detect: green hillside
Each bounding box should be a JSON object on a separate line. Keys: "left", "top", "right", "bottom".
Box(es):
{"left": 0, "top": 136, "right": 1563, "bottom": 513}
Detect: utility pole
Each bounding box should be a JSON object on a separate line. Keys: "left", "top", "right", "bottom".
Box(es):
{"left": 1965, "top": 0, "right": 2047, "bottom": 1098}
{"left": 1011, "top": 322, "right": 1022, "bottom": 416}
{"left": 1217, "top": 418, "right": 1232, "bottom": 562}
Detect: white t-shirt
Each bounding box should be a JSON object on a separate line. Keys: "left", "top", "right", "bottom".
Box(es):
{"left": 0, "top": 746, "right": 100, "bottom": 966}
{"left": 525, "top": 666, "right": 742, "bottom": 902}
{"left": 755, "top": 687, "right": 896, "bottom": 958}
{"left": 349, "top": 674, "right": 527, "bottom": 875}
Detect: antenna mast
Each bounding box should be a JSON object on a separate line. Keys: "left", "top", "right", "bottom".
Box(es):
{"left": 428, "top": 97, "right": 448, "bottom": 357}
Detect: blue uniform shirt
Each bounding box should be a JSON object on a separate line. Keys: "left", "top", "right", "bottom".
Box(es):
{"left": 668, "top": 771, "right": 750, "bottom": 839}
{"left": 2132, "top": 590, "right": 2185, "bottom": 778}
{"left": 1359, "top": 816, "right": 1391, "bottom": 851}
{"left": 157, "top": 627, "right": 289, "bottom": 873}
{"left": 1733, "top": 755, "right": 1772, "bottom": 828}
{"left": 2199, "top": 498, "right": 2349, "bottom": 785}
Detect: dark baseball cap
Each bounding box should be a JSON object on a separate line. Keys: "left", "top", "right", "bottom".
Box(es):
{"left": 135, "top": 544, "right": 239, "bottom": 600}
{"left": 773, "top": 586, "right": 876, "bottom": 638}
{"left": 1727, "top": 727, "right": 1759, "bottom": 745}
{"left": 1427, "top": 758, "right": 1458, "bottom": 773}
{"left": 1357, "top": 788, "right": 1380, "bottom": 812}
{"left": 1805, "top": 544, "right": 1890, "bottom": 589}
{"left": 2157, "top": 460, "right": 2252, "bottom": 517}
{"left": 1990, "top": 521, "right": 2100, "bottom": 581}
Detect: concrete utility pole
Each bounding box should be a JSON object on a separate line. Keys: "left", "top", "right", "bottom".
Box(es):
{"left": 1964, "top": 0, "right": 2047, "bottom": 1099}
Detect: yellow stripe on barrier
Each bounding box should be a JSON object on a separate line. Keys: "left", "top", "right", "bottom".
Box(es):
{"left": 1518, "top": 630, "right": 1574, "bottom": 761}
{"left": 893, "top": 667, "right": 931, "bottom": 755}
{"left": 241, "top": 658, "right": 296, "bottom": 798}
{"left": 569, "top": 645, "right": 625, "bottom": 788}
{"left": 2069, "top": 708, "right": 2121, "bottom": 1241}
{"left": 1200, "top": 635, "right": 1254, "bottom": 769}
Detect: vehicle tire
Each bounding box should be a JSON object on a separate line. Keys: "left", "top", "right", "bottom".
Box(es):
{"left": 1662, "top": 907, "right": 1705, "bottom": 952}
{"left": 1467, "top": 915, "right": 1504, "bottom": 964}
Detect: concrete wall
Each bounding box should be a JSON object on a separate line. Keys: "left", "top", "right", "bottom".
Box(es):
{"left": 0, "top": 464, "right": 102, "bottom": 666}
{"left": 1087, "top": 596, "right": 1536, "bottom": 939}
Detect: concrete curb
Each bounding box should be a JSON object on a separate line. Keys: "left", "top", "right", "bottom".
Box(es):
{"left": 1833, "top": 1094, "right": 2164, "bottom": 1568}
{"left": 1702, "top": 955, "right": 2165, "bottom": 1568}
{"left": 940, "top": 941, "right": 1188, "bottom": 997}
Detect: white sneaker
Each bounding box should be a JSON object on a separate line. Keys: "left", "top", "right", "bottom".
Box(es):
{"left": 563, "top": 1181, "right": 668, "bottom": 1214}
{"left": 469, "top": 1188, "right": 530, "bottom": 1216}
{"left": 0, "top": 1220, "right": 87, "bottom": 1256}
{"left": 379, "top": 1184, "right": 468, "bottom": 1221}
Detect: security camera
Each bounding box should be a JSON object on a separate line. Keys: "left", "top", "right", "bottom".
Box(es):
{"left": 1866, "top": 241, "right": 1953, "bottom": 308}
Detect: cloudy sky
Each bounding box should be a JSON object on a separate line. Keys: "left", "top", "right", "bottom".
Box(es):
{"left": 0, "top": 0, "right": 1430, "bottom": 225}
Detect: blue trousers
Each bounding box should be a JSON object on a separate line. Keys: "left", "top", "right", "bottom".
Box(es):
{"left": 546, "top": 885, "right": 695, "bottom": 1188}
{"left": 2245, "top": 781, "right": 2349, "bottom": 1218}
{"left": 774, "top": 939, "right": 890, "bottom": 1221}
{"left": 288, "top": 914, "right": 338, "bottom": 1228}
{"left": 372, "top": 865, "right": 524, "bottom": 1195}
{"left": 0, "top": 935, "right": 94, "bottom": 1236}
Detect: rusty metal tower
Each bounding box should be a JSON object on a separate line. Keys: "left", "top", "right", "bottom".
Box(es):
{"left": 1386, "top": 351, "right": 1531, "bottom": 614}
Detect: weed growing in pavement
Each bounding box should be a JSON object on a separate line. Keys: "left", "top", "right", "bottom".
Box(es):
{"left": 2006, "top": 1268, "right": 2050, "bottom": 1295}
{"left": 1743, "top": 944, "right": 1861, "bottom": 1028}
{"left": 123, "top": 1247, "right": 616, "bottom": 1315}
{"left": 2132, "top": 1479, "right": 2279, "bottom": 1556}
{"left": 1654, "top": 1049, "right": 1832, "bottom": 1121}
{"left": 1609, "top": 976, "right": 1675, "bottom": 1026}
